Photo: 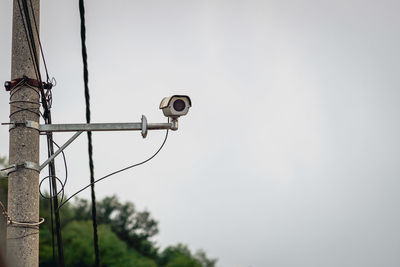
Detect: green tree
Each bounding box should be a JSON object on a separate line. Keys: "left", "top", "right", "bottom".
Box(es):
{"left": 194, "top": 250, "right": 218, "bottom": 267}
{"left": 159, "top": 244, "right": 202, "bottom": 267}
{"left": 125, "top": 249, "right": 158, "bottom": 267}
{"left": 63, "top": 221, "right": 121, "bottom": 266}
{"left": 39, "top": 195, "right": 217, "bottom": 266}
{"left": 39, "top": 194, "right": 79, "bottom": 266}
{"left": 74, "top": 195, "right": 159, "bottom": 258}
{"left": 59, "top": 220, "right": 158, "bottom": 267}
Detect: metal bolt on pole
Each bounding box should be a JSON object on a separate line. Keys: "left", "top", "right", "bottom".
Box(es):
{"left": 7, "top": 0, "right": 41, "bottom": 266}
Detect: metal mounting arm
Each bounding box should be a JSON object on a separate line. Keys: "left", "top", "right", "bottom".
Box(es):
{"left": 39, "top": 115, "right": 177, "bottom": 133}
{"left": 39, "top": 115, "right": 177, "bottom": 171}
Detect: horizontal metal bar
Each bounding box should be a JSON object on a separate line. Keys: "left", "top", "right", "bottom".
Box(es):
{"left": 39, "top": 122, "right": 172, "bottom": 133}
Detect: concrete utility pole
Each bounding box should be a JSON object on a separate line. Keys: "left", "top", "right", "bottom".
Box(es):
{"left": 7, "top": 0, "right": 41, "bottom": 265}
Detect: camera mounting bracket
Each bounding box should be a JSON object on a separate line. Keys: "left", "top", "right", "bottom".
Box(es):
{"left": 37, "top": 115, "right": 177, "bottom": 171}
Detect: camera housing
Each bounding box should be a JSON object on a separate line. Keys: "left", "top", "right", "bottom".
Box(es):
{"left": 160, "top": 95, "right": 192, "bottom": 119}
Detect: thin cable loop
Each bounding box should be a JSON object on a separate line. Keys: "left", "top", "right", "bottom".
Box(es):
{"left": 39, "top": 176, "right": 65, "bottom": 201}
{"left": 39, "top": 140, "right": 68, "bottom": 203}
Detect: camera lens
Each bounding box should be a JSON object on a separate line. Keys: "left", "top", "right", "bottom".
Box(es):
{"left": 173, "top": 99, "right": 186, "bottom": 112}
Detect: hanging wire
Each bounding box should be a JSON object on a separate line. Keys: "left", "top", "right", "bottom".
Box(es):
{"left": 58, "top": 126, "right": 169, "bottom": 210}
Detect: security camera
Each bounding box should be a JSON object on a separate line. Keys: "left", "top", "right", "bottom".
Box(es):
{"left": 160, "top": 95, "right": 192, "bottom": 119}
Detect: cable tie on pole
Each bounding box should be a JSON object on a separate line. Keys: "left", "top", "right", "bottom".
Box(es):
{"left": 6, "top": 120, "right": 39, "bottom": 131}
{"left": 1, "top": 161, "right": 40, "bottom": 176}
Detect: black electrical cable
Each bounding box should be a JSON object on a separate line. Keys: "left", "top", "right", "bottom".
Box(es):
{"left": 57, "top": 127, "right": 169, "bottom": 211}
{"left": 38, "top": 139, "right": 68, "bottom": 265}
{"left": 78, "top": 1, "right": 100, "bottom": 266}
{"left": 48, "top": 180, "right": 56, "bottom": 264}
{"left": 53, "top": 140, "right": 68, "bottom": 204}
{"left": 17, "top": 0, "right": 50, "bottom": 119}
{"left": 27, "top": 0, "right": 50, "bottom": 83}
{"left": 45, "top": 126, "right": 64, "bottom": 267}
{"left": 27, "top": 0, "right": 54, "bottom": 109}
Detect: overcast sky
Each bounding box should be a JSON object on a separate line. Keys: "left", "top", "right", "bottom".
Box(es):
{"left": 1, "top": 1, "right": 400, "bottom": 266}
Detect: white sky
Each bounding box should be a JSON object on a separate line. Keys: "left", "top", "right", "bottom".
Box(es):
{"left": 1, "top": 1, "right": 400, "bottom": 266}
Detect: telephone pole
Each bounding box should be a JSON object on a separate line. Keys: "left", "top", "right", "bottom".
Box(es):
{"left": 7, "top": 0, "right": 41, "bottom": 265}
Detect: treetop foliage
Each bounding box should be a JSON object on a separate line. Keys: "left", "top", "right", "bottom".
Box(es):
{"left": 39, "top": 195, "right": 217, "bottom": 267}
